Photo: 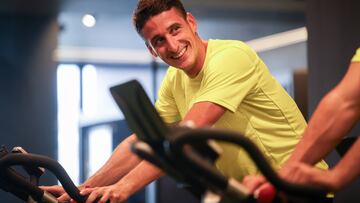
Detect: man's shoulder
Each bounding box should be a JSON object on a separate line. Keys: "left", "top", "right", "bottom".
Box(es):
{"left": 206, "top": 39, "right": 259, "bottom": 65}
{"left": 208, "top": 39, "right": 255, "bottom": 57}
{"left": 351, "top": 47, "right": 360, "bottom": 62}
{"left": 209, "top": 39, "right": 250, "bottom": 50}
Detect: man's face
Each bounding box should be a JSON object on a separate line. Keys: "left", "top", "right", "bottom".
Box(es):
{"left": 141, "top": 8, "right": 204, "bottom": 77}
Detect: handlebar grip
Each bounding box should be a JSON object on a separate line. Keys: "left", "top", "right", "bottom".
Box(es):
{"left": 256, "top": 184, "right": 277, "bottom": 203}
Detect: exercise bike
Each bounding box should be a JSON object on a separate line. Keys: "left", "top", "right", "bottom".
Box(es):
{"left": 110, "top": 79, "right": 331, "bottom": 203}
{"left": 0, "top": 145, "right": 86, "bottom": 203}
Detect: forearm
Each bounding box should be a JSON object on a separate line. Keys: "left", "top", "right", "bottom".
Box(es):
{"left": 114, "top": 160, "right": 165, "bottom": 197}
{"left": 84, "top": 134, "right": 142, "bottom": 187}
{"left": 329, "top": 138, "right": 360, "bottom": 191}
{"left": 289, "top": 62, "right": 360, "bottom": 165}
{"left": 287, "top": 91, "right": 358, "bottom": 165}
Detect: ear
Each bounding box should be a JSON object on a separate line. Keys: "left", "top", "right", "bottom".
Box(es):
{"left": 145, "top": 42, "right": 158, "bottom": 58}
{"left": 186, "top": 12, "right": 197, "bottom": 33}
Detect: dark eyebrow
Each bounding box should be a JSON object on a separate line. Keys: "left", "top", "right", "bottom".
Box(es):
{"left": 167, "top": 22, "right": 181, "bottom": 31}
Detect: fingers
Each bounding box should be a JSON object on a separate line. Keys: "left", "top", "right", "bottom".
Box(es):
{"left": 242, "top": 175, "right": 278, "bottom": 203}
{"left": 39, "top": 185, "right": 72, "bottom": 202}
{"left": 99, "top": 193, "right": 111, "bottom": 203}
{"left": 40, "top": 185, "right": 72, "bottom": 202}
{"left": 242, "top": 175, "right": 266, "bottom": 193}
{"left": 80, "top": 187, "right": 97, "bottom": 203}
{"left": 81, "top": 187, "right": 126, "bottom": 203}
{"left": 81, "top": 187, "right": 108, "bottom": 203}
{"left": 39, "top": 185, "right": 65, "bottom": 196}
{"left": 58, "top": 193, "right": 72, "bottom": 202}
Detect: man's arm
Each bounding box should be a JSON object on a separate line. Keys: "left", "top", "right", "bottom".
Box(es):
{"left": 328, "top": 137, "right": 360, "bottom": 190}
{"left": 80, "top": 101, "right": 227, "bottom": 202}
{"left": 276, "top": 137, "right": 360, "bottom": 192}
{"left": 83, "top": 134, "right": 142, "bottom": 187}
{"left": 183, "top": 101, "right": 226, "bottom": 127}
{"left": 82, "top": 160, "right": 165, "bottom": 203}
{"left": 42, "top": 133, "right": 144, "bottom": 201}
{"left": 286, "top": 61, "right": 360, "bottom": 165}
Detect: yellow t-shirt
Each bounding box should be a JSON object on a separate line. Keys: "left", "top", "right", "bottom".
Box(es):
{"left": 351, "top": 48, "right": 360, "bottom": 62}
{"left": 155, "top": 39, "right": 328, "bottom": 180}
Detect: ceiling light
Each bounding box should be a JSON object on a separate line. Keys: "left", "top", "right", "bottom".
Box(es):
{"left": 82, "top": 14, "right": 96, "bottom": 28}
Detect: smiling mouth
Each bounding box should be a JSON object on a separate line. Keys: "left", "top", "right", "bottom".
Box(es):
{"left": 171, "top": 46, "right": 187, "bottom": 59}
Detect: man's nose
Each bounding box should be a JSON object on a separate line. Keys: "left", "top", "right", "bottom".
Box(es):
{"left": 166, "top": 37, "right": 178, "bottom": 52}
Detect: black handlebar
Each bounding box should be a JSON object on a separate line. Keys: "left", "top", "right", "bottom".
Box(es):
{"left": 0, "top": 153, "right": 86, "bottom": 203}
{"left": 167, "top": 128, "right": 329, "bottom": 199}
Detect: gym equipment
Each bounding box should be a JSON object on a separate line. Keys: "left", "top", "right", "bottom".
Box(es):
{"left": 0, "top": 145, "right": 86, "bottom": 203}
{"left": 336, "top": 137, "right": 357, "bottom": 157}
{"left": 110, "top": 79, "right": 330, "bottom": 203}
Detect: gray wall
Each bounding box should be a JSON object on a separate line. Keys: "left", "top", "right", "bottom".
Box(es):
{"left": 0, "top": 2, "right": 59, "bottom": 201}
{"left": 58, "top": 5, "right": 305, "bottom": 50}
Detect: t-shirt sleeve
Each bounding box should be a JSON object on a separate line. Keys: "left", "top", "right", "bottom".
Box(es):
{"left": 155, "top": 70, "right": 181, "bottom": 124}
{"left": 351, "top": 48, "right": 360, "bottom": 62}
{"left": 194, "top": 47, "right": 259, "bottom": 112}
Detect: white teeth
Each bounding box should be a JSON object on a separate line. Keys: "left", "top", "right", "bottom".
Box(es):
{"left": 172, "top": 47, "right": 186, "bottom": 59}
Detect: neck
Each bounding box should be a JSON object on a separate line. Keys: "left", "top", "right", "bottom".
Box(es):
{"left": 187, "top": 38, "right": 208, "bottom": 78}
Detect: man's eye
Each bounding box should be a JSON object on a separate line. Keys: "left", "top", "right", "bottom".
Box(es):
{"left": 171, "top": 26, "right": 180, "bottom": 33}
{"left": 154, "top": 38, "right": 164, "bottom": 46}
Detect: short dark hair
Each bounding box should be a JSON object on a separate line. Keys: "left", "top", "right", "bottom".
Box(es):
{"left": 133, "top": 0, "right": 187, "bottom": 36}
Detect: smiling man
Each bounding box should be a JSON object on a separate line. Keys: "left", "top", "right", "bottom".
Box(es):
{"left": 42, "top": 1, "right": 328, "bottom": 202}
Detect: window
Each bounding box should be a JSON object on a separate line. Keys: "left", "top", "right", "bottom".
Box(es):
{"left": 57, "top": 64, "right": 81, "bottom": 184}
{"left": 57, "top": 62, "right": 157, "bottom": 197}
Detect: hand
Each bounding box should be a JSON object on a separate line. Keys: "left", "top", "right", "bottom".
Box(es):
{"left": 40, "top": 185, "right": 71, "bottom": 202}
{"left": 279, "top": 162, "right": 338, "bottom": 191}
{"left": 80, "top": 184, "right": 130, "bottom": 203}
{"left": 243, "top": 176, "right": 278, "bottom": 203}
{"left": 40, "top": 184, "right": 87, "bottom": 202}
{"left": 242, "top": 175, "right": 267, "bottom": 193}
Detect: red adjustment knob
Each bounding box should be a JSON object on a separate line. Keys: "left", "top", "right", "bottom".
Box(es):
{"left": 256, "top": 183, "right": 277, "bottom": 203}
